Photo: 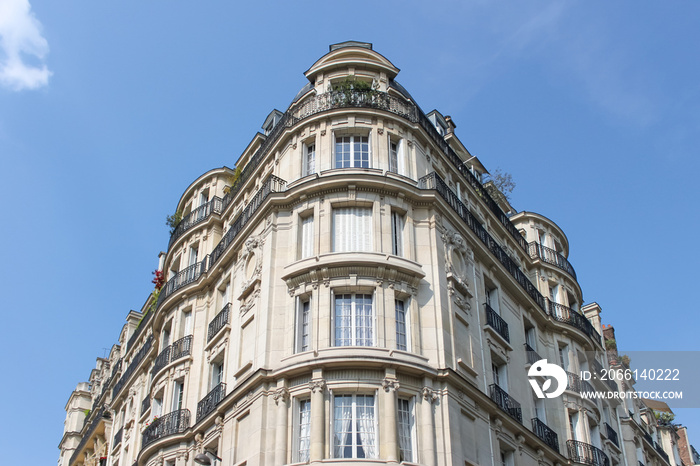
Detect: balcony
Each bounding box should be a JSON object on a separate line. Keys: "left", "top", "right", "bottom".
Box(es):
{"left": 525, "top": 343, "right": 542, "bottom": 365}
{"left": 69, "top": 407, "right": 109, "bottom": 466}
{"left": 655, "top": 441, "right": 670, "bottom": 463}
{"left": 528, "top": 242, "right": 577, "bottom": 279}
{"left": 158, "top": 258, "right": 209, "bottom": 307}
{"left": 605, "top": 422, "right": 619, "bottom": 447}
{"left": 113, "top": 336, "right": 153, "bottom": 398}
{"left": 532, "top": 418, "right": 559, "bottom": 453}
{"left": 485, "top": 303, "right": 510, "bottom": 343}
{"left": 168, "top": 197, "right": 223, "bottom": 249}
{"left": 208, "top": 303, "right": 231, "bottom": 342}
{"left": 567, "top": 440, "right": 610, "bottom": 466}
{"left": 171, "top": 335, "right": 193, "bottom": 360}
{"left": 420, "top": 172, "right": 546, "bottom": 312}
{"left": 152, "top": 346, "right": 171, "bottom": 375}
{"left": 489, "top": 384, "right": 522, "bottom": 423}
{"left": 142, "top": 409, "right": 191, "bottom": 448}
{"left": 196, "top": 382, "right": 227, "bottom": 422}
{"left": 565, "top": 371, "right": 596, "bottom": 397}
{"left": 548, "top": 300, "right": 601, "bottom": 343}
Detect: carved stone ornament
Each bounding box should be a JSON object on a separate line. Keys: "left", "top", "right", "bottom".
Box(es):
{"left": 454, "top": 295, "right": 471, "bottom": 312}
{"left": 382, "top": 378, "right": 400, "bottom": 392}
{"left": 309, "top": 379, "right": 326, "bottom": 393}
{"left": 422, "top": 387, "right": 439, "bottom": 403}
{"left": 442, "top": 231, "right": 472, "bottom": 291}
{"left": 273, "top": 387, "right": 290, "bottom": 405}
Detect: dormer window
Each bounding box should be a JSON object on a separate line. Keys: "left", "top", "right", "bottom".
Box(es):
{"left": 262, "top": 110, "right": 284, "bottom": 136}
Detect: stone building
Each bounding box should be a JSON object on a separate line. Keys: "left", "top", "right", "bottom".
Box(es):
{"left": 59, "top": 41, "right": 669, "bottom": 466}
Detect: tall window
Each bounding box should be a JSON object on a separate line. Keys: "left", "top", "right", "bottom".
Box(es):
{"left": 335, "top": 135, "right": 369, "bottom": 168}
{"left": 333, "top": 394, "right": 376, "bottom": 459}
{"left": 211, "top": 359, "right": 224, "bottom": 388}
{"left": 333, "top": 207, "right": 372, "bottom": 252}
{"left": 395, "top": 299, "right": 408, "bottom": 351}
{"left": 303, "top": 143, "right": 316, "bottom": 176}
{"left": 388, "top": 138, "right": 405, "bottom": 175}
{"left": 391, "top": 211, "right": 404, "bottom": 256}
{"left": 334, "top": 294, "right": 373, "bottom": 347}
{"left": 397, "top": 398, "right": 415, "bottom": 462}
{"left": 297, "top": 399, "right": 311, "bottom": 462}
{"left": 300, "top": 215, "right": 314, "bottom": 259}
{"left": 172, "top": 380, "right": 184, "bottom": 411}
{"left": 296, "top": 298, "right": 311, "bottom": 352}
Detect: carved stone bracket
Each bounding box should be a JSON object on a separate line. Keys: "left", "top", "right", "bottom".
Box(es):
{"left": 382, "top": 378, "right": 400, "bottom": 392}
{"left": 422, "top": 387, "right": 439, "bottom": 403}
{"left": 273, "top": 387, "right": 290, "bottom": 405}
{"left": 309, "top": 379, "right": 326, "bottom": 394}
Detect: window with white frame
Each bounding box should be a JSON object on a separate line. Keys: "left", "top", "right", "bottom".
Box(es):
{"left": 391, "top": 211, "right": 405, "bottom": 256}
{"left": 395, "top": 299, "right": 409, "bottom": 351}
{"left": 334, "top": 293, "right": 373, "bottom": 347}
{"left": 333, "top": 207, "right": 372, "bottom": 252}
{"left": 500, "top": 449, "right": 514, "bottom": 466}
{"left": 152, "top": 395, "right": 163, "bottom": 417}
{"left": 388, "top": 138, "right": 406, "bottom": 175}
{"left": 211, "top": 358, "right": 224, "bottom": 389}
{"left": 296, "top": 399, "right": 311, "bottom": 462}
{"left": 335, "top": 135, "right": 369, "bottom": 168}
{"left": 397, "top": 398, "right": 415, "bottom": 462}
{"left": 171, "top": 380, "right": 184, "bottom": 412}
{"left": 296, "top": 297, "right": 311, "bottom": 352}
{"left": 303, "top": 142, "right": 316, "bottom": 176}
{"left": 492, "top": 359, "right": 508, "bottom": 389}
{"left": 333, "top": 394, "right": 376, "bottom": 459}
{"left": 299, "top": 214, "right": 314, "bottom": 259}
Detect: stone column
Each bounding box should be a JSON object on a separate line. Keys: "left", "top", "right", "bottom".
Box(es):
{"left": 273, "top": 385, "right": 290, "bottom": 465}
{"left": 309, "top": 378, "right": 326, "bottom": 463}
{"left": 421, "top": 386, "right": 439, "bottom": 466}
{"left": 381, "top": 377, "right": 400, "bottom": 462}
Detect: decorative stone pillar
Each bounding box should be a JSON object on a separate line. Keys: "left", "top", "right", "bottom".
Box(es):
{"left": 309, "top": 379, "right": 326, "bottom": 463}
{"left": 273, "top": 386, "right": 290, "bottom": 465}
{"left": 381, "top": 377, "right": 400, "bottom": 462}
{"left": 422, "top": 386, "right": 439, "bottom": 466}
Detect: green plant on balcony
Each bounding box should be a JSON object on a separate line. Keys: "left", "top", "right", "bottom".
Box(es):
{"left": 331, "top": 76, "right": 378, "bottom": 106}
{"left": 166, "top": 210, "right": 183, "bottom": 235}
{"left": 605, "top": 338, "right": 617, "bottom": 350}
{"left": 223, "top": 166, "right": 243, "bottom": 195}
{"left": 655, "top": 411, "right": 675, "bottom": 426}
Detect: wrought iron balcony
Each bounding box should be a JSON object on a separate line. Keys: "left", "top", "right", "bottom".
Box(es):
{"left": 141, "top": 396, "right": 150, "bottom": 416}
{"left": 196, "top": 382, "right": 227, "bottom": 422}
{"left": 489, "top": 384, "right": 522, "bottom": 423}
{"left": 567, "top": 439, "right": 610, "bottom": 466}
{"left": 565, "top": 371, "right": 596, "bottom": 396}
{"left": 152, "top": 346, "right": 171, "bottom": 375}
{"left": 548, "top": 300, "right": 601, "bottom": 343}
{"left": 525, "top": 343, "right": 542, "bottom": 365}
{"left": 158, "top": 258, "right": 209, "bottom": 306}
{"left": 168, "top": 197, "right": 223, "bottom": 249}
{"left": 126, "top": 306, "right": 153, "bottom": 352}
{"left": 142, "top": 409, "right": 191, "bottom": 448}
{"left": 604, "top": 422, "right": 619, "bottom": 447}
{"left": 113, "top": 426, "right": 123, "bottom": 446}
{"left": 208, "top": 303, "right": 231, "bottom": 342}
{"left": 485, "top": 303, "right": 510, "bottom": 342}
{"left": 532, "top": 418, "right": 559, "bottom": 453}
{"left": 420, "top": 172, "right": 546, "bottom": 312}
{"left": 655, "top": 441, "right": 669, "bottom": 463}
{"left": 113, "top": 336, "right": 153, "bottom": 398}
{"left": 171, "top": 335, "right": 193, "bottom": 361}
{"left": 528, "top": 242, "right": 577, "bottom": 279}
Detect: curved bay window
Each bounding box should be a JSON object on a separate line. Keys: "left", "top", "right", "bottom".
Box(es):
{"left": 334, "top": 293, "right": 374, "bottom": 347}
{"left": 333, "top": 394, "right": 377, "bottom": 459}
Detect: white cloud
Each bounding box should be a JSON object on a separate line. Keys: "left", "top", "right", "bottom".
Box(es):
{"left": 0, "top": 0, "right": 52, "bottom": 91}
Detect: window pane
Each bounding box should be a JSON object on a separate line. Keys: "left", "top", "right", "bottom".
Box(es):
{"left": 398, "top": 399, "right": 414, "bottom": 462}
{"left": 334, "top": 395, "right": 353, "bottom": 458}
{"left": 395, "top": 300, "right": 407, "bottom": 351}
{"left": 335, "top": 295, "right": 352, "bottom": 346}
{"left": 335, "top": 137, "right": 351, "bottom": 168}
{"left": 333, "top": 208, "right": 372, "bottom": 252}
{"left": 298, "top": 400, "right": 311, "bottom": 462}
{"left": 301, "top": 215, "right": 314, "bottom": 259}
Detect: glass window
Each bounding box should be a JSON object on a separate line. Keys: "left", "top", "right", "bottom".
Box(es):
{"left": 398, "top": 398, "right": 414, "bottom": 462}
{"left": 395, "top": 299, "right": 408, "bottom": 351}
{"left": 172, "top": 380, "right": 184, "bottom": 412}
{"left": 391, "top": 211, "right": 404, "bottom": 256}
{"left": 333, "top": 207, "right": 372, "bottom": 252}
{"left": 303, "top": 143, "right": 315, "bottom": 176}
{"left": 335, "top": 136, "right": 369, "bottom": 168}
{"left": 333, "top": 394, "right": 376, "bottom": 459}
{"left": 297, "top": 298, "right": 311, "bottom": 352}
{"left": 300, "top": 215, "right": 314, "bottom": 259}
{"left": 334, "top": 294, "right": 373, "bottom": 347}
{"left": 297, "top": 399, "right": 311, "bottom": 462}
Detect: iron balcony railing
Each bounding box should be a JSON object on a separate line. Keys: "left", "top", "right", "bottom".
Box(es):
{"left": 532, "top": 418, "right": 559, "bottom": 453}
{"left": 525, "top": 343, "right": 542, "bottom": 365}
{"left": 168, "top": 197, "right": 224, "bottom": 249}
{"left": 420, "top": 173, "right": 546, "bottom": 312}
{"left": 638, "top": 462, "right": 645, "bottom": 466}
{"left": 113, "top": 336, "right": 153, "bottom": 398}
{"left": 196, "top": 382, "right": 227, "bottom": 422}
{"left": 141, "top": 396, "right": 151, "bottom": 416}
{"left": 110, "top": 357, "right": 122, "bottom": 380}
{"left": 171, "top": 335, "right": 193, "bottom": 360}
{"left": 208, "top": 303, "right": 231, "bottom": 342}
{"left": 485, "top": 303, "right": 510, "bottom": 342}
{"left": 605, "top": 422, "right": 619, "bottom": 447}
{"left": 69, "top": 407, "right": 108, "bottom": 466}
{"left": 126, "top": 305, "right": 154, "bottom": 352}
{"left": 152, "top": 346, "right": 171, "bottom": 375}
{"left": 655, "top": 441, "right": 670, "bottom": 463}
{"left": 548, "top": 300, "right": 601, "bottom": 344}
{"left": 643, "top": 431, "right": 653, "bottom": 445}
{"left": 142, "top": 409, "right": 191, "bottom": 448}
{"left": 158, "top": 258, "right": 209, "bottom": 305}
{"left": 567, "top": 440, "right": 610, "bottom": 466}
{"left": 565, "top": 371, "right": 596, "bottom": 396}
{"left": 113, "top": 426, "right": 123, "bottom": 446}
{"left": 489, "top": 384, "right": 522, "bottom": 423}
{"left": 528, "top": 242, "right": 577, "bottom": 279}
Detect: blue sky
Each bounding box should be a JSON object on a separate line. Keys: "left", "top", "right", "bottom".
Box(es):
{"left": 1, "top": 1, "right": 699, "bottom": 463}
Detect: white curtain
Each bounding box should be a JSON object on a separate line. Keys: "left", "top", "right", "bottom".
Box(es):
{"left": 397, "top": 399, "right": 413, "bottom": 461}
{"left": 334, "top": 396, "right": 352, "bottom": 457}
{"left": 298, "top": 400, "right": 311, "bottom": 462}
{"left": 301, "top": 215, "right": 314, "bottom": 258}
{"left": 335, "top": 295, "right": 352, "bottom": 346}
{"left": 354, "top": 295, "right": 373, "bottom": 346}
{"left": 357, "top": 395, "right": 376, "bottom": 458}
{"left": 333, "top": 207, "right": 372, "bottom": 252}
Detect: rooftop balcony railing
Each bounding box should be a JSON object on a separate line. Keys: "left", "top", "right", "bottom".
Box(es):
{"left": 196, "top": 382, "right": 227, "bottom": 422}
{"left": 142, "top": 409, "right": 190, "bottom": 448}
{"left": 532, "top": 417, "right": 559, "bottom": 453}
{"left": 525, "top": 343, "right": 542, "bottom": 365}
{"left": 605, "top": 422, "right": 619, "bottom": 447}
{"left": 548, "top": 300, "right": 601, "bottom": 344}
{"left": 208, "top": 303, "right": 231, "bottom": 342}
{"left": 159, "top": 258, "right": 209, "bottom": 305}
{"left": 171, "top": 335, "right": 193, "bottom": 361}
{"left": 168, "top": 197, "right": 223, "bottom": 250}
{"left": 567, "top": 439, "right": 610, "bottom": 466}
{"left": 420, "top": 173, "right": 546, "bottom": 313}
{"left": 485, "top": 303, "right": 510, "bottom": 343}
{"left": 528, "top": 242, "right": 577, "bottom": 279}
{"left": 489, "top": 384, "right": 522, "bottom": 423}
{"left": 113, "top": 336, "right": 153, "bottom": 398}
